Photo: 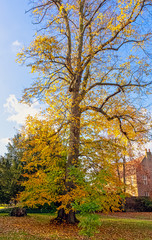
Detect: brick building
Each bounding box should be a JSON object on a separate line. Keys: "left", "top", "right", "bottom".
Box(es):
{"left": 122, "top": 149, "right": 152, "bottom": 198}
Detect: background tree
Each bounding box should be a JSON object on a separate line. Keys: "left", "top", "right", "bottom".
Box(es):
{"left": 0, "top": 134, "right": 24, "bottom": 204}
{"left": 17, "top": 0, "right": 152, "bottom": 223}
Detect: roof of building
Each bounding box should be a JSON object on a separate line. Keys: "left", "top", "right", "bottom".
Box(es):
{"left": 126, "top": 155, "right": 144, "bottom": 167}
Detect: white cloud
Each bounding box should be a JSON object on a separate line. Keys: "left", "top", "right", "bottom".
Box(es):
{"left": 4, "top": 94, "right": 41, "bottom": 125}
{"left": 11, "top": 40, "right": 22, "bottom": 52}
{"left": 0, "top": 137, "right": 10, "bottom": 145}
{"left": 12, "top": 40, "right": 22, "bottom": 47}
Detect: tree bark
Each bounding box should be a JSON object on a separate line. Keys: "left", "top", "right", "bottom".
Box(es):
{"left": 55, "top": 208, "right": 79, "bottom": 224}
{"left": 123, "top": 156, "right": 126, "bottom": 193}
{"left": 66, "top": 84, "right": 81, "bottom": 189}
{"left": 57, "top": 83, "right": 81, "bottom": 224}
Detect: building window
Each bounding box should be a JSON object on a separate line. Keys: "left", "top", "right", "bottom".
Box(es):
{"left": 131, "top": 176, "right": 134, "bottom": 185}
{"left": 145, "top": 192, "right": 149, "bottom": 197}
{"left": 142, "top": 175, "right": 148, "bottom": 185}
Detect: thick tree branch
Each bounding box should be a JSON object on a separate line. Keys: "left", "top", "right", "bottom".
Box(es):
{"left": 53, "top": 1, "right": 72, "bottom": 70}
{"left": 100, "top": 88, "right": 121, "bottom": 109}
{"left": 81, "top": 105, "right": 133, "bottom": 139}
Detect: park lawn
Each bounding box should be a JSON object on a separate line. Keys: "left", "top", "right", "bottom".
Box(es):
{"left": 0, "top": 212, "right": 152, "bottom": 240}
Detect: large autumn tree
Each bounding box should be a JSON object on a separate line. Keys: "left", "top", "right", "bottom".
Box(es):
{"left": 17, "top": 0, "right": 152, "bottom": 223}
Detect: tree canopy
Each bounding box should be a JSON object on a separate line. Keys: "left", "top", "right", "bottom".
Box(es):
{"left": 17, "top": 0, "right": 152, "bottom": 223}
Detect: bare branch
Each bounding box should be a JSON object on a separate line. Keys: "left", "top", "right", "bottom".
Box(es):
{"left": 100, "top": 88, "right": 121, "bottom": 109}
{"left": 83, "top": 0, "right": 107, "bottom": 34}
{"left": 82, "top": 0, "right": 147, "bottom": 69}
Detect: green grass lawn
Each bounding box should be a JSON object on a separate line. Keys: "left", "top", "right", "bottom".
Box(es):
{"left": 0, "top": 212, "right": 152, "bottom": 240}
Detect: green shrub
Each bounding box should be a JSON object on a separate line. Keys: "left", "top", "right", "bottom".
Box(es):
{"left": 72, "top": 200, "right": 100, "bottom": 214}
{"left": 78, "top": 214, "right": 101, "bottom": 237}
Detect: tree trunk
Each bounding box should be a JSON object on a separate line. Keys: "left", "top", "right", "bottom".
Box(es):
{"left": 66, "top": 86, "right": 81, "bottom": 189}
{"left": 57, "top": 85, "right": 81, "bottom": 223}
{"left": 68, "top": 95, "right": 80, "bottom": 164}
{"left": 122, "top": 156, "right": 126, "bottom": 211}
{"left": 55, "top": 208, "right": 79, "bottom": 224}
{"left": 116, "top": 158, "right": 120, "bottom": 181}
{"left": 123, "top": 156, "right": 126, "bottom": 193}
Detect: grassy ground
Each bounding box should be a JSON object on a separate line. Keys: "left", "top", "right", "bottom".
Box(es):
{"left": 0, "top": 212, "right": 152, "bottom": 240}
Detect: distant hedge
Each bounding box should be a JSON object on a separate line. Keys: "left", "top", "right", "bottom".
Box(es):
{"left": 125, "top": 196, "right": 152, "bottom": 212}
{"left": 0, "top": 202, "right": 57, "bottom": 214}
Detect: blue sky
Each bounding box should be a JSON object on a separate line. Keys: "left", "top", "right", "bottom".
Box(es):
{"left": 0, "top": 0, "right": 41, "bottom": 155}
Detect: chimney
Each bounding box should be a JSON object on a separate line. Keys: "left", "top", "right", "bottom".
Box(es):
{"left": 145, "top": 148, "right": 151, "bottom": 159}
